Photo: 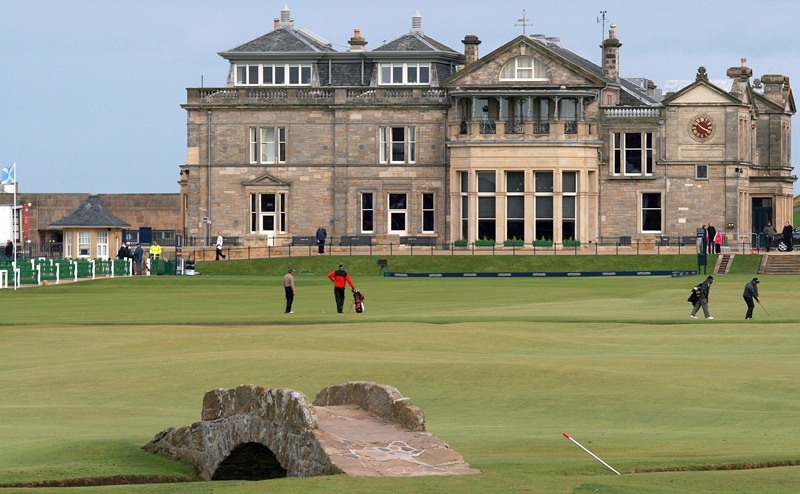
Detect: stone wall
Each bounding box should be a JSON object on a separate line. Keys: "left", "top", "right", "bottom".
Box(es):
{"left": 313, "top": 381, "right": 426, "bottom": 432}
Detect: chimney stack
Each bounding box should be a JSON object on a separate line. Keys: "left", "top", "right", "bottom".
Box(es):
{"left": 274, "top": 18, "right": 280, "bottom": 29}
{"left": 761, "top": 74, "right": 790, "bottom": 107}
{"left": 601, "top": 24, "right": 621, "bottom": 81}
{"left": 348, "top": 29, "right": 367, "bottom": 52}
{"left": 726, "top": 58, "right": 753, "bottom": 81}
{"left": 462, "top": 35, "right": 481, "bottom": 65}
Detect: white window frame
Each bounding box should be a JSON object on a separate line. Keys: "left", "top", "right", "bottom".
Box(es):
{"left": 459, "top": 172, "right": 468, "bottom": 240}
{"left": 249, "top": 127, "right": 286, "bottom": 164}
{"left": 534, "top": 171, "right": 554, "bottom": 242}
{"left": 78, "top": 231, "right": 91, "bottom": 258}
{"left": 562, "top": 171, "right": 577, "bottom": 241}
{"left": 379, "top": 62, "right": 430, "bottom": 85}
{"left": 505, "top": 171, "right": 525, "bottom": 241}
{"left": 379, "top": 126, "right": 416, "bottom": 164}
{"left": 236, "top": 63, "right": 312, "bottom": 86}
{"left": 477, "top": 171, "right": 497, "bottom": 241}
{"left": 422, "top": 192, "right": 435, "bottom": 233}
{"left": 96, "top": 231, "right": 109, "bottom": 259}
{"left": 499, "top": 56, "right": 548, "bottom": 81}
{"left": 361, "top": 192, "right": 374, "bottom": 233}
{"left": 613, "top": 132, "right": 654, "bottom": 176}
{"left": 388, "top": 193, "right": 408, "bottom": 235}
{"left": 641, "top": 192, "right": 663, "bottom": 233}
{"left": 249, "top": 193, "right": 287, "bottom": 235}
{"left": 65, "top": 231, "right": 73, "bottom": 258}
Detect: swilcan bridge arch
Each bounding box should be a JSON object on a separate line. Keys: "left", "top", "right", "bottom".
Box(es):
{"left": 143, "top": 381, "right": 479, "bottom": 480}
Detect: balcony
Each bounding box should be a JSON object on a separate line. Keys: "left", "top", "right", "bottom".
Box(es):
{"left": 185, "top": 87, "right": 449, "bottom": 107}
{"left": 453, "top": 118, "right": 591, "bottom": 140}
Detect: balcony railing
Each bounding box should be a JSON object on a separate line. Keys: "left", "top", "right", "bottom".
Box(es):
{"left": 479, "top": 119, "right": 496, "bottom": 134}
{"left": 188, "top": 87, "right": 448, "bottom": 106}
{"left": 504, "top": 119, "right": 525, "bottom": 134}
{"left": 603, "top": 107, "right": 661, "bottom": 118}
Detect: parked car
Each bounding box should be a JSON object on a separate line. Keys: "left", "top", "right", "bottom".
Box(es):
{"left": 773, "top": 226, "right": 800, "bottom": 251}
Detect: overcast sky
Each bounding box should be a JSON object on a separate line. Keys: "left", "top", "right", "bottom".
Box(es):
{"left": 2, "top": 0, "right": 798, "bottom": 194}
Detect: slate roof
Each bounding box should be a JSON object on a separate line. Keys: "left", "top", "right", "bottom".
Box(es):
{"left": 533, "top": 37, "right": 661, "bottom": 106}
{"left": 373, "top": 32, "right": 459, "bottom": 54}
{"left": 48, "top": 195, "right": 129, "bottom": 229}
{"left": 220, "top": 26, "right": 335, "bottom": 55}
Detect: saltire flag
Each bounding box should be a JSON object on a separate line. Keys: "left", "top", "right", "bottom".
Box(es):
{"left": 0, "top": 163, "right": 15, "bottom": 185}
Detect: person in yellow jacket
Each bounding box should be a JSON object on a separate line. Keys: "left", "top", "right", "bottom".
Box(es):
{"left": 149, "top": 240, "right": 162, "bottom": 260}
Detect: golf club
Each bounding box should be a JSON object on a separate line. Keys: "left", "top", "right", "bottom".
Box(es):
{"left": 757, "top": 299, "right": 769, "bottom": 316}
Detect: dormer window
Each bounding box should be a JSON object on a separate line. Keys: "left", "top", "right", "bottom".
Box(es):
{"left": 379, "top": 63, "right": 430, "bottom": 85}
{"left": 500, "top": 56, "right": 547, "bottom": 81}
{"left": 235, "top": 63, "right": 312, "bottom": 86}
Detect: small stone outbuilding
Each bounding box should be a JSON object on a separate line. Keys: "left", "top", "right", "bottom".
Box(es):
{"left": 48, "top": 195, "right": 129, "bottom": 259}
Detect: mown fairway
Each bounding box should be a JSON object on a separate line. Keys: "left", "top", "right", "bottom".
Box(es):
{"left": 1, "top": 255, "right": 799, "bottom": 493}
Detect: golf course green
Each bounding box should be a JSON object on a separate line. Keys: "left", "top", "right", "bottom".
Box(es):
{"left": 1, "top": 254, "right": 798, "bottom": 493}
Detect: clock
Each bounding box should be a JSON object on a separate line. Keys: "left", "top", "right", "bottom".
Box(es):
{"left": 691, "top": 116, "right": 714, "bottom": 141}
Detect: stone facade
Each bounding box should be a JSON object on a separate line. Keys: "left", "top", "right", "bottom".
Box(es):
{"left": 179, "top": 7, "right": 795, "bottom": 249}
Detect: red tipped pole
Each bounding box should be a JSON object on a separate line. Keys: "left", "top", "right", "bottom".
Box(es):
{"left": 562, "top": 432, "right": 621, "bottom": 475}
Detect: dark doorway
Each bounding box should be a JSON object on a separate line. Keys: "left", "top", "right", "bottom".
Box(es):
{"left": 212, "top": 442, "right": 287, "bottom": 481}
{"left": 752, "top": 197, "right": 774, "bottom": 245}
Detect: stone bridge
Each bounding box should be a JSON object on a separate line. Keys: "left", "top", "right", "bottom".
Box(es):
{"left": 143, "top": 382, "right": 479, "bottom": 480}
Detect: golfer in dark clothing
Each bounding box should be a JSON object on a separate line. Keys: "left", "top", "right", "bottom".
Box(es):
{"left": 690, "top": 276, "right": 715, "bottom": 320}
{"left": 742, "top": 277, "right": 760, "bottom": 320}
{"left": 327, "top": 264, "right": 355, "bottom": 313}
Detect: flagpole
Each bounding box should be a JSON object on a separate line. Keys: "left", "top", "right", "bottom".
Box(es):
{"left": 12, "top": 163, "right": 18, "bottom": 290}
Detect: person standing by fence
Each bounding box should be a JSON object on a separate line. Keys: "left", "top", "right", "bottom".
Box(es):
{"left": 316, "top": 225, "right": 328, "bottom": 255}
{"left": 763, "top": 221, "right": 777, "bottom": 251}
{"left": 782, "top": 221, "right": 794, "bottom": 252}
{"left": 133, "top": 243, "right": 143, "bottom": 275}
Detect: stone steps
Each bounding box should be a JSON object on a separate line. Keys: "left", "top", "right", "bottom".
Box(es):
{"left": 761, "top": 254, "right": 800, "bottom": 274}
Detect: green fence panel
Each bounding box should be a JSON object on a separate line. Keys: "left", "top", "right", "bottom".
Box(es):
{"left": 149, "top": 259, "right": 174, "bottom": 275}
{"left": 75, "top": 260, "right": 94, "bottom": 278}
{"left": 15, "top": 268, "right": 39, "bottom": 286}
{"left": 113, "top": 260, "right": 130, "bottom": 276}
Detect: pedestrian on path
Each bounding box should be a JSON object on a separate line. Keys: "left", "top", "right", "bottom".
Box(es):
{"left": 742, "top": 277, "right": 760, "bottom": 320}
{"left": 284, "top": 268, "right": 296, "bottom": 313}
{"left": 216, "top": 232, "right": 226, "bottom": 260}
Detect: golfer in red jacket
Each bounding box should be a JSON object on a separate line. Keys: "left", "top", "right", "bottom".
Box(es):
{"left": 328, "top": 264, "right": 356, "bottom": 313}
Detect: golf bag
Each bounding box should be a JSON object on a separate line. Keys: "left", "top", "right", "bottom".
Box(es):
{"left": 352, "top": 289, "right": 365, "bottom": 313}
{"left": 687, "top": 286, "right": 699, "bottom": 305}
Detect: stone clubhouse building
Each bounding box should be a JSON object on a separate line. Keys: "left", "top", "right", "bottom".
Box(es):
{"left": 177, "top": 5, "right": 795, "bottom": 249}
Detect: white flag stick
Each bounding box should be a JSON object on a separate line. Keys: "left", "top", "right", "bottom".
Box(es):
{"left": 562, "top": 432, "right": 621, "bottom": 475}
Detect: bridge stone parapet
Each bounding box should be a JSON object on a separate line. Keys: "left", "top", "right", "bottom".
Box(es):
{"left": 143, "top": 382, "right": 478, "bottom": 481}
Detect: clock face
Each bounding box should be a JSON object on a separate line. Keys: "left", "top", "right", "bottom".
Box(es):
{"left": 691, "top": 116, "right": 714, "bottom": 141}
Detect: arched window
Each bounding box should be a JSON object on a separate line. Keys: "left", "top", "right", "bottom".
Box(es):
{"left": 500, "top": 56, "right": 547, "bottom": 81}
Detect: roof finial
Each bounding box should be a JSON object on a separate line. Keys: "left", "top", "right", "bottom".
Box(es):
{"left": 279, "top": 4, "right": 293, "bottom": 27}
{"left": 515, "top": 9, "right": 533, "bottom": 36}
{"left": 411, "top": 10, "right": 422, "bottom": 33}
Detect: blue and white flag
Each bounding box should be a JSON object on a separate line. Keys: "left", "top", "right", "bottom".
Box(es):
{"left": 0, "top": 163, "right": 15, "bottom": 185}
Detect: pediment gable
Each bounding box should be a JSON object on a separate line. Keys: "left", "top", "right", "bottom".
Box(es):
{"left": 445, "top": 35, "right": 606, "bottom": 89}
{"left": 243, "top": 172, "right": 290, "bottom": 187}
{"left": 663, "top": 79, "right": 741, "bottom": 105}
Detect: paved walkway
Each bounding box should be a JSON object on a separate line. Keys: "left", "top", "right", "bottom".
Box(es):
{"left": 313, "top": 405, "right": 480, "bottom": 477}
